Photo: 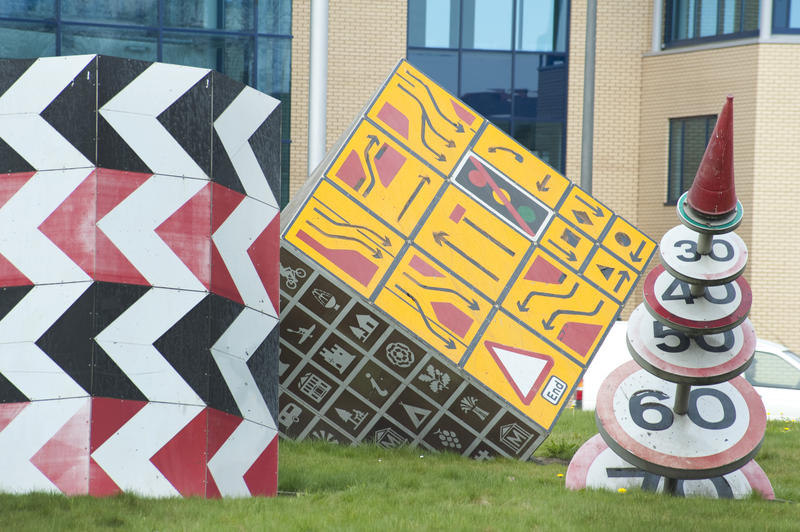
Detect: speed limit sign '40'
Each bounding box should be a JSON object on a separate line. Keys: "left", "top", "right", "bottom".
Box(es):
{"left": 596, "top": 361, "right": 766, "bottom": 479}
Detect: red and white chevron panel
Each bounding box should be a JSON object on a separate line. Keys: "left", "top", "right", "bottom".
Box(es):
{"left": 0, "top": 55, "right": 280, "bottom": 497}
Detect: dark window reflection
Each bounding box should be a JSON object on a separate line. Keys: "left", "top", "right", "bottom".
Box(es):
{"left": 0, "top": 20, "right": 55, "bottom": 58}
{"left": 407, "top": 0, "right": 568, "bottom": 172}
{"left": 667, "top": 115, "right": 716, "bottom": 203}
{"left": 0, "top": 0, "right": 55, "bottom": 19}
{"left": 62, "top": 25, "right": 157, "bottom": 61}
{"left": 62, "top": 0, "right": 157, "bottom": 27}
{"left": 164, "top": 0, "right": 254, "bottom": 31}
{"left": 665, "top": 0, "right": 759, "bottom": 45}
{"left": 773, "top": 0, "right": 800, "bottom": 31}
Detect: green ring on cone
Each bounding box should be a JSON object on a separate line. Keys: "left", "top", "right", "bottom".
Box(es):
{"left": 677, "top": 191, "right": 743, "bottom": 234}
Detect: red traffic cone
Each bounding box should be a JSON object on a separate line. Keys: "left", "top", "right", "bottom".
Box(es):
{"left": 687, "top": 95, "right": 737, "bottom": 217}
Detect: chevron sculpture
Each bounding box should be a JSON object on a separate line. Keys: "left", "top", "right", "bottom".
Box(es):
{"left": 0, "top": 55, "right": 280, "bottom": 497}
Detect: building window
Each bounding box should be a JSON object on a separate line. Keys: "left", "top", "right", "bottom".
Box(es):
{"left": 667, "top": 115, "right": 716, "bottom": 204}
{"left": 0, "top": 0, "right": 292, "bottom": 208}
{"left": 773, "top": 0, "right": 800, "bottom": 32}
{"left": 663, "top": 0, "right": 759, "bottom": 47}
{"left": 407, "top": 0, "right": 568, "bottom": 173}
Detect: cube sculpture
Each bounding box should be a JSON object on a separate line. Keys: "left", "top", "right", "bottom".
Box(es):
{"left": 0, "top": 55, "right": 280, "bottom": 497}
{"left": 279, "top": 60, "right": 656, "bottom": 459}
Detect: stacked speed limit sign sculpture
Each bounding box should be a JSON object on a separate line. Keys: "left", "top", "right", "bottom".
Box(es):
{"left": 567, "top": 96, "right": 774, "bottom": 499}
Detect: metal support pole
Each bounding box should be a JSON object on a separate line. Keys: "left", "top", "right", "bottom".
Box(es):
{"left": 308, "top": 0, "right": 328, "bottom": 176}
{"left": 673, "top": 383, "right": 690, "bottom": 415}
{"left": 697, "top": 232, "right": 713, "bottom": 255}
{"left": 580, "top": 0, "right": 597, "bottom": 194}
{"left": 664, "top": 477, "right": 679, "bottom": 495}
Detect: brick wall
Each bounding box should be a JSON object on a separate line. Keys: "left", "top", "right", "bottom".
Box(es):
{"left": 289, "top": 1, "right": 407, "bottom": 201}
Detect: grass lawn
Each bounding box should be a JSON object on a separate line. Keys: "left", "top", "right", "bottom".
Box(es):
{"left": 3, "top": 410, "right": 798, "bottom": 531}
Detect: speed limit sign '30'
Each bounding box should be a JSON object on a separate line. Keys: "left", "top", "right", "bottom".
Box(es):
{"left": 596, "top": 361, "right": 766, "bottom": 480}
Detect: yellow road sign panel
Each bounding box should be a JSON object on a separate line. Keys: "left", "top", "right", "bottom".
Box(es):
{"left": 601, "top": 216, "right": 657, "bottom": 272}
{"left": 464, "top": 310, "right": 583, "bottom": 431}
{"left": 325, "top": 120, "right": 445, "bottom": 237}
{"left": 501, "top": 248, "right": 619, "bottom": 365}
{"left": 558, "top": 185, "right": 613, "bottom": 240}
{"left": 538, "top": 216, "right": 595, "bottom": 270}
{"left": 375, "top": 248, "right": 492, "bottom": 363}
{"left": 367, "top": 61, "right": 483, "bottom": 177}
{"left": 472, "top": 123, "right": 570, "bottom": 210}
{"left": 584, "top": 246, "right": 638, "bottom": 302}
{"left": 284, "top": 180, "right": 399, "bottom": 298}
{"left": 415, "top": 184, "right": 531, "bottom": 300}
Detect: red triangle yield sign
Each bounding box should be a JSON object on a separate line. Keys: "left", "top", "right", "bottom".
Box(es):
{"left": 243, "top": 433, "right": 278, "bottom": 497}
{"left": 150, "top": 407, "right": 208, "bottom": 497}
{"left": 155, "top": 182, "right": 212, "bottom": 290}
{"left": 30, "top": 398, "right": 91, "bottom": 495}
{"left": 39, "top": 169, "right": 97, "bottom": 278}
{"left": 484, "top": 341, "right": 554, "bottom": 405}
{"left": 247, "top": 213, "right": 280, "bottom": 315}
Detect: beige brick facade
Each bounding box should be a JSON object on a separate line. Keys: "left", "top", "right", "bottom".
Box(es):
{"left": 289, "top": 0, "right": 407, "bottom": 199}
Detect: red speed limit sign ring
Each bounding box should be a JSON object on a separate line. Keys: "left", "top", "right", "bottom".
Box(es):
{"left": 596, "top": 361, "right": 766, "bottom": 479}
{"left": 643, "top": 264, "right": 752, "bottom": 334}
{"left": 626, "top": 304, "right": 756, "bottom": 385}
{"left": 566, "top": 433, "right": 774, "bottom": 499}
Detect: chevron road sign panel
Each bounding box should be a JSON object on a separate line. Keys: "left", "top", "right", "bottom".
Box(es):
{"left": 279, "top": 59, "right": 656, "bottom": 459}
{"left": 0, "top": 55, "right": 280, "bottom": 497}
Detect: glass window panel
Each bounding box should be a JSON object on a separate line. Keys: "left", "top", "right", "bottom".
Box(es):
{"left": 257, "top": 36, "right": 291, "bottom": 97}
{"left": 460, "top": 51, "right": 511, "bottom": 120}
{"left": 723, "top": 0, "right": 736, "bottom": 33}
{"left": 668, "top": 120, "right": 684, "bottom": 202}
{"left": 61, "top": 0, "right": 157, "bottom": 26}
{"left": 513, "top": 120, "right": 563, "bottom": 172}
{"left": 681, "top": 117, "right": 709, "bottom": 188}
{"left": 0, "top": 20, "right": 55, "bottom": 58}
{"left": 407, "top": 49, "right": 458, "bottom": 94}
{"left": 699, "top": 0, "right": 718, "bottom": 37}
{"left": 516, "top": 0, "right": 567, "bottom": 52}
{"left": 462, "top": 0, "right": 512, "bottom": 50}
{"left": 408, "top": 0, "right": 459, "bottom": 48}
{"left": 258, "top": 0, "right": 292, "bottom": 35}
{"left": 162, "top": 32, "right": 253, "bottom": 86}
{"left": 61, "top": 25, "right": 157, "bottom": 61}
{"left": 164, "top": 0, "right": 254, "bottom": 31}
{"left": 513, "top": 53, "right": 566, "bottom": 121}
{"left": 0, "top": 0, "right": 54, "bottom": 19}
{"left": 792, "top": 0, "right": 800, "bottom": 27}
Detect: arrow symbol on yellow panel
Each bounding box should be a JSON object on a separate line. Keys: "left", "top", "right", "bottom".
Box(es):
{"left": 404, "top": 70, "right": 464, "bottom": 133}
{"left": 537, "top": 174, "right": 551, "bottom": 192}
{"left": 394, "top": 284, "right": 456, "bottom": 350}
{"left": 397, "top": 174, "right": 431, "bottom": 222}
{"left": 629, "top": 241, "right": 646, "bottom": 263}
{"left": 433, "top": 231, "right": 499, "bottom": 281}
{"left": 397, "top": 83, "right": 452, "bottom": 161}
{"left": 312, "top": 208, "right": 391, "bottom": 247}
{"left": 306, "top": 220, "right": 383, "bottom": 259}
{"left": 575, "top": 195, "right": 604, "bottom": 218}
{"left": 546, "top": 239, "right": 577, "bottom": 262}
{"left": 541, "top": 300, "right": 604, "bottom": 331}
{"left": 487, "top": 146, "right": 523, "bottom": 162}
{"left": 362, "top": 135, "right": 380, "bottom": 197}
{"left": 402, "top": 272, "right": 480, "bottom": 310}
{"left": 516, "top": 282, "right": 578, "bottom": 312}
{"left": 615, "top": 270, "right": 631, "bottom": 292}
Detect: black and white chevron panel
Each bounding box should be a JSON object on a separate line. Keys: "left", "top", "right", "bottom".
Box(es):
{"left": 0, "top": 55, "right": 280, "bottom": 498}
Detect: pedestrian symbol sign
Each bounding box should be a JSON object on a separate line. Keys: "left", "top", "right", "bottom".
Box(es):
{"left": 279, "top": 59, "right": 655, "bottom": 458}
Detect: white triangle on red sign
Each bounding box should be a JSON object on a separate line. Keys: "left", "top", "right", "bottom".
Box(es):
{"left": 484, "top": 341, "right": 554, "bottom": 405}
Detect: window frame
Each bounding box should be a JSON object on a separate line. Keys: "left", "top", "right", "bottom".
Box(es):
{"left": 666, "top": 114, "right": 717, "bottom": 206}
{"left": 662, "top": 0, "right": 760, "bottom": 49}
